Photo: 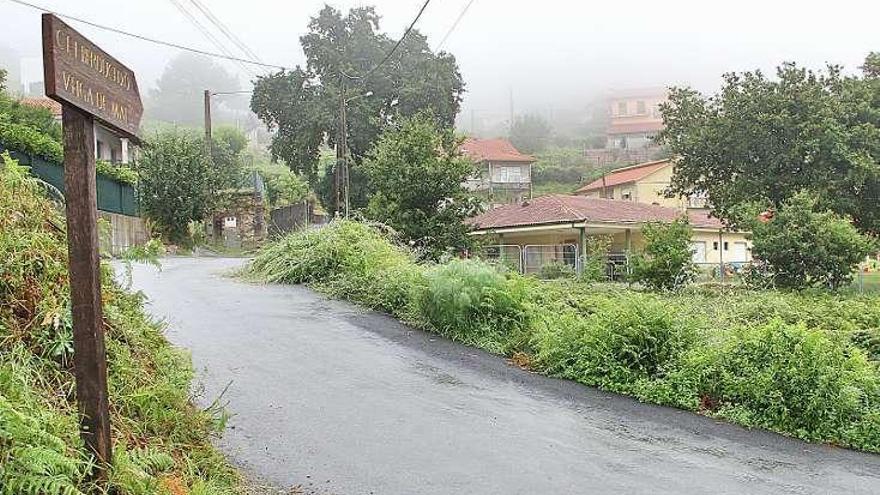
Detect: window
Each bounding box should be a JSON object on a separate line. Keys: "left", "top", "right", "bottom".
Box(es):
{"left": 636, "top": 100, "right": 646, "bottom": 115}
{"left": 96, "top": 140, "right": 105, "bottom": 160}
{"left": 713, "top": 241, "right": 719, "bottom": 251}
{"left": 493, "top": 166, "right": 525, "bottom": 183}
{"left": 223, "top": 216, "right": 237, "bottom": 228}
{"left": 621, "top": 190, "right": 632, "bottom": 201}
{"left": 723, "top": 241, "right": 729, "bottom": 251}
{"left": 617, "top": 101, "right": 628, "bottom": 116}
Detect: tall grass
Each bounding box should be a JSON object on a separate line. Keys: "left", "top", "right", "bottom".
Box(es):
{"left": 0, "top": 153, "right": 240, "bottom": 494}
{"left": 251, "top": 219, "right": 880, "bottom": 454}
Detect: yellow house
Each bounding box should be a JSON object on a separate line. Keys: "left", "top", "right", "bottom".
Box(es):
{"left": 469, "top": 195, "right": 751, "bottom": 277}
{"left": 575, "top": 159, "right": 691, "bottom": 209}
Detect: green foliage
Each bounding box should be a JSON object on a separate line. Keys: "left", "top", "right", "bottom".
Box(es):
{"left": 250, "top": 159, "right": 310, "bottom": 208}
{"left": 750, "top": 192, "right": 876, "bottom": 289}
{"left": 0, "top": 120, "right": 63, "bottom": 162}
{"left": 581, "top": 235, "right": 611, "bottom": 282}
{"left": 531, "top": 148, "right": 616, "bottom": 197}
{"left": 537, "top": 261, "right": 576, "bottom": 280}
{"left": 250, "top": 5, "right": 464, "bottom": 189}
{"left": 534, "top": 296, "right": 697, "bottom": 391}
{"left": 136, "top": 128, "right": 243, "bottom": 244}
{"left": 251, "top": 219, "right": 423, "bottom": 315}
{"left": 0, "top": 92, "right": 62, "bottom": 142}
{"left": 95, "top": 160, "right": 138, "bottom": 185}
{"left": 630, "top": 218, "right": 696, "bottom": 290}
{"left": 509, "top": 113, "right": 552, "bottom": 154}
{"left": 362, "top": 115, "right": 480, "bottom": 259}
{"left": 658, "top": 58, "right": 880, "bottom": 234}
{"left": 416, "top": 259, "right": 530, "bottom": 353}
{"left": 681, "top": 319, "right": 879, "bottom": 445}
{"left": 0, "top": 156, "right": 240, "bottom": 493}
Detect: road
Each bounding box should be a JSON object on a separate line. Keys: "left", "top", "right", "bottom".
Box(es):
{"left": 125, "top": 257, "right": 880, "bottom": 495}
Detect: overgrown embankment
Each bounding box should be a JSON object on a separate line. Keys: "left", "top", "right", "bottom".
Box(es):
{"left": 0, "top": 155, "right": 240, "bottom": 493}
{"left": 251, "top": 220, "right": 880, "bottom": 453}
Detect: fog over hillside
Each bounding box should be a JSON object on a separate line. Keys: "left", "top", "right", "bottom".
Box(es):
{"left": 2, "top": 0, "right": 877, "bottom": 134}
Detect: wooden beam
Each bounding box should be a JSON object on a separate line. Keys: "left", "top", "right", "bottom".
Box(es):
{"left": 62, "top": 105, "right": 112, "bottom": 480}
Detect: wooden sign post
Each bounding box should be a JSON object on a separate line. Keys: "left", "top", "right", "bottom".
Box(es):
{"left": 41, "top": 13, "right": 143, "bottom": 481}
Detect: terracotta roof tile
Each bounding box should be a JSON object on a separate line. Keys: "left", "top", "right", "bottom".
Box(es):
{"left": 470, "top": 194, "right": 724, "bottom": 230}
{"left": 19, "top": 96, "right": 62, "bottom": 117}
{"left": 576, "top": 159, "right": 671, "bottom": 193}
{"left": 460, "top": 138, "right": 536, "bottom": 163}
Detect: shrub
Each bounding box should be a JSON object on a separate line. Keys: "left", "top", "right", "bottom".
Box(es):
{"left": 538, "top": 260, "right": 576, "bottom": 280}
{"left": 251, "top": 219, "right": 423, "bottom": 316}
{"left": 415, "top": 259, "right": 530, "bottom": 353}
{"left": 685, "top": 319, "right": 880, "bottom": 446}
{"left": 750, "top": 192, "right": 876, "bottom": 289}
{"left": 533, "top": 296, "right": 697, "bottom": 392}
{"left": 630, "top": 218, "right": 696, "bottom": 290}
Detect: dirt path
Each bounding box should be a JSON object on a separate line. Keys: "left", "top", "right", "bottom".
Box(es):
{"left": 125, "top": 257, "right": 880, "bottom": 495}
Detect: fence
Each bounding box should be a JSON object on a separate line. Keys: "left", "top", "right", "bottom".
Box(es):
{"left": 1, "top": 147, "right": 138, "bottom": 216}
{"left": 476, "top": 244, "right": 879, "bottom": 293}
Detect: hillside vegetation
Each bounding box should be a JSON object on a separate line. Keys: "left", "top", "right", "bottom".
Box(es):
{"left": 251, "top": 220, "right": 880, "bottom": 453}
{"left": 0, "top": 152, "right": 240, "bottom": 494}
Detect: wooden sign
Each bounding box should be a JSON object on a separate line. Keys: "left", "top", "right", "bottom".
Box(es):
{"left": 41, "top": 13, "right": 144, "bottom": 483}
{"left": 42, "top": 14, "right": 142, "bottom": 141}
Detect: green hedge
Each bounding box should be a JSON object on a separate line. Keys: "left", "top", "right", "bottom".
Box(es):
{"left": 250, "top": 220, "right": 880, "bottom": 453}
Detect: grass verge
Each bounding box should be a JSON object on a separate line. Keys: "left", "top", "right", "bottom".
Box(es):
{"left": 250, "top": 219, "right": 880, "bottom": 454}
{"left": 0, "top": 153, "right": 241, "bottom": 493}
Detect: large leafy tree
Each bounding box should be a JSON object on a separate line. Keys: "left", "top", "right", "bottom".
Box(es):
{"left": 362, "top": 115, "right": 480, "bottom": 259}
{"left": 657, "top": 54, "right": 880, "bottom": 234}
{"left": 509, "top": 113, "right": 551, "bottom": 154}
{"left": 250, "top": 6, "right": 464, "bottom": 191}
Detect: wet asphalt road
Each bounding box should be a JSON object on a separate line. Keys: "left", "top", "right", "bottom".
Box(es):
{"left": 125, "top": 257, "right": 880, "bottom": 495}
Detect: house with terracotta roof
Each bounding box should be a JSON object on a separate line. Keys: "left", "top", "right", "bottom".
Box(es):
{"left": 469, "top": 194, "right": 751, "bottom": 275}
{"left": 606, "top": 88, "right": 667, "bottom": 150}
{"left": 575, "top": 158, "right": 708, "bottom": 211}
{"left": 460, "top": 137, "right": 535, "bottom": 207}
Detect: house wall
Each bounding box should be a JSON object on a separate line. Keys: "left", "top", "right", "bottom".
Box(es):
{"left": 578, "top": 164, "right": 685, "bottom": 210}
{"left": 468, "top": 160, "right": 532, "bottom": 207}
{"left": 486, "top": 227, "right": 752, "bottom": 267}
{"left": 609, "top": 94, "right": 666, "bottom": 126}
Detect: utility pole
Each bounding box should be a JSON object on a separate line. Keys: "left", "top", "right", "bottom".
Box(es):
{"left": 335, "top": 82, "right": 346, "bottom": 217}
{"left": 204, "top": 89, "right": 213, "bottom": 145}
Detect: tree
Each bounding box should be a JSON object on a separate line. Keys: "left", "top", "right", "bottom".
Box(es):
{"left": 0, "top": 68, "right": 6, "bottom": 92}
{"left": 749, "top": 192, "right": 876, "bottom": 289}
{"left": 630, "top": 218, "right": 696, "bottom": 290}
{"left": 136, "top": 129, "right": 243, "bottom": 243}
{"left": 250, "top": 6, "right": 464, "bottom": 195}
{"left": 362, "top": 115, "right": 480, "bottom": 259}
{"left": 657, "top": 55, "right": 880, "bottom": 235}
{"left": 147, "top": 53, "right": 246, "bottom": 126}
{"left": 509, "top": 113, "right": 551, "bottom": 154}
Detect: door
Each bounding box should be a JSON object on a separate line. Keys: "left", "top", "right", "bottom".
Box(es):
{"left": 731, "top": 241, "right": 748, "bottom": 262}
{"left": 690, "top": 241, "right": 707, "bottom": 263}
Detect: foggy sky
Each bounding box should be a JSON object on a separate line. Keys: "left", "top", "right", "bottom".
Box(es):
{"left": 1, "top": 0, "right": 878, "bottom": 123}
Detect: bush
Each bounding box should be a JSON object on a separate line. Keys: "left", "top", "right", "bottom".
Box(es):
{"left": 252, "top": 219, "right": 423, "bottom": 315}
{"left": 684, "top": 319, "right": 880, "bottom": 446}
{"left": 538, "top": 260, "right": 576, "bottom": 280}
{"left": 416, "top": 259, "right": 530, "bottom": 353}
{"left": 581, "top": 235, "right": 611, "bottom": 282}
{"left": 533, "top": 296, "right": 696, "bottom": 392}
{"left": 630, "top": 218, "right": 696, "bottom": 290}
{"left": 751, "top": 192, "right": 876, "bottom": 289}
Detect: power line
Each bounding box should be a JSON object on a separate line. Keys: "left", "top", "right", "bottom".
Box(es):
{"left": 187, "top": 0, "right": 265, "bottom": 66}
{"left": 167, "top": 0, "right": 256, "bottom": 78}
{"left": 436, "top": 0, "right": 476, "bottom": 51}
{"left": 4, "top": 0, "right": 290, "bottom": 70}
{"left": 344, "top": 0, "right": 433, "bottom": 82}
